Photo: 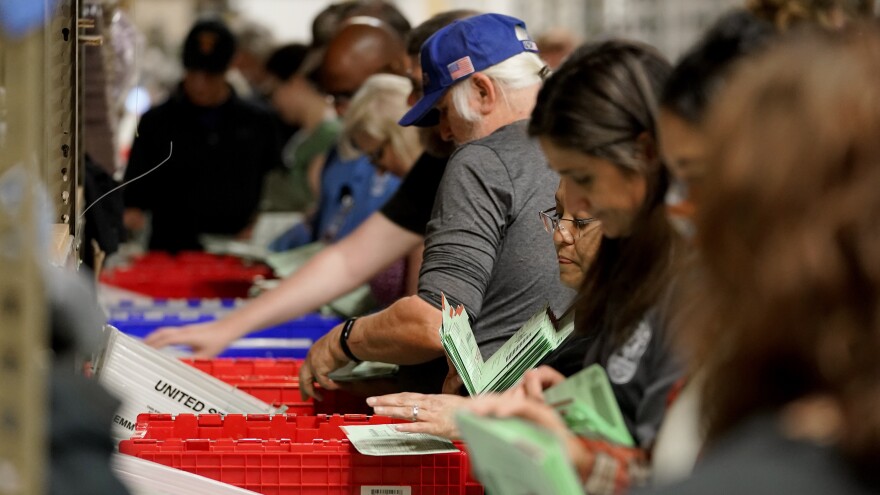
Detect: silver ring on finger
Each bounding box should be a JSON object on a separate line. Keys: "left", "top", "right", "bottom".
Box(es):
{"left": 411, "top": 404, "right": 420, "bottom": 422}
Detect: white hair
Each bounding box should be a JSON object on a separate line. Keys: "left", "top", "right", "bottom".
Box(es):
{"left": 451, "top": 51, "right": 546, "bottom": 122}
{"left": 340, "top": 74, "right": 422, "bottom": 167}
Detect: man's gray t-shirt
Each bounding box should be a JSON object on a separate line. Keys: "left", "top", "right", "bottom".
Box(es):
{"left": 418, "top": 120, "right": 575, "bottom": 358}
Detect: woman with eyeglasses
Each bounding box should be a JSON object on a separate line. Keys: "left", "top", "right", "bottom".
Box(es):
{"left": 462, "top": 40, "right": 685, "bottom": 493}
{"left": 540, "top": 179, "right": 602, "bottom": 290}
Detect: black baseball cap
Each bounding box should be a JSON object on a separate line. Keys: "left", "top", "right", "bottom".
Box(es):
{"left": 182, "top": 19, "right": 237, "bottom": 73}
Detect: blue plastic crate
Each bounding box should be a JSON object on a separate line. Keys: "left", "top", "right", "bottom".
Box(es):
{"left": 107, "top": 311, "right": 342, "bottom": 358}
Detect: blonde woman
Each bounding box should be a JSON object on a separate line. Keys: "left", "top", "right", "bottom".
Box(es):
{"left": 340, "top": 73, "right": 423, "bottom": 178}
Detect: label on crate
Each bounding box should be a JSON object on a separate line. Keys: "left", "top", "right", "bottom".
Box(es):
{"left": 360, "top": 487, "right": 411, "bottom": 495}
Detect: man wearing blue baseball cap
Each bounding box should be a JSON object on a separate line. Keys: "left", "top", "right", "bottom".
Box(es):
{"left": 299, "top": 13, "right": 573, "bottom": 398}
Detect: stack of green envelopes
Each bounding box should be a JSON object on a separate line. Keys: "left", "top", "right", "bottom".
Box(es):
{"left": 439, "top": 293, "right": 574, "bottom": 396}
{"left": 455, "top": 411, "right": 585, "bottom": 495}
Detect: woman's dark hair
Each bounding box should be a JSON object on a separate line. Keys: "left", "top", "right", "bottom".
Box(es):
{"left": 662, "top": 9, "right": 776, "bottom": 124}
{"left": 265, "top": 43, "right": 310, "bottom": 81}
{"left": 694, "top": 24, "right": 880, "bottom": 477}
{"left": 530, "top": 40, "right": 677, "bottom": 344}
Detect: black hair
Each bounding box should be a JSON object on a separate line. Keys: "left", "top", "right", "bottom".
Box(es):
{"left": 264, "top": 43, "right": 310, "bottom": 81}
{"left": 662, "top": 9, "right": 776, "bottom": 124}
{"left": 182, "top": 18, "right": 237, "bottom": 73}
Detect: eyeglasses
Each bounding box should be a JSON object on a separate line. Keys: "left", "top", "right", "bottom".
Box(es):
{"left": 539, "top": 207, "right": 596, "bottom": 240}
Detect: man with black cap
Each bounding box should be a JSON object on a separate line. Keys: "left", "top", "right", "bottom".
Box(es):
{"left": 297, "top": 13, "right": 572, "bottom": 398}
{"left": 123, "top": 18, "right": 280, "bottom": 252}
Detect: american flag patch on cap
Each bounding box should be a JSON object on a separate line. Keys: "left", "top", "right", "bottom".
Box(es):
{"left": 447, "top": 56, "right": 475, "bottom": 80}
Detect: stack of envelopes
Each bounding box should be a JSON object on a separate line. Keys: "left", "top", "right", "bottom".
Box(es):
{"left": 439, "top": 294, "right": 574, "bottom": 396}
{"left": 95, "top": 327, "right": 281, "bottom": 441}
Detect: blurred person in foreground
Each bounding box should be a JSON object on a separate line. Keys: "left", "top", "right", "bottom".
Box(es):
{"left": 650, "top": 10, "right": 777, "bottom": 484}
{"left": 747, "top": 0, "right": 875, "bottom": 30}
{"left": 144, "top": 11, "right": 474, "bottom": 371}
{"left": 122, "top": 18, "right": 279, "bottom": 252}
{"left": 642, "top": 23, "right": 880, "bottom": 495}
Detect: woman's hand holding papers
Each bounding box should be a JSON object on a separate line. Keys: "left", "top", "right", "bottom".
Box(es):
{"left": 466, "top": 394, "right": 596, "bottom": 483}
{"left": 368, "top": 392, "right": 470, "bottom": 439}
{"left": 504, "top": 365, "right": 567, "bottom": 401}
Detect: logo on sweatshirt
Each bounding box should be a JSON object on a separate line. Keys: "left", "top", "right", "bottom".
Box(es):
{"left": 607, "top": 320, "right": 652, "bottom": 384}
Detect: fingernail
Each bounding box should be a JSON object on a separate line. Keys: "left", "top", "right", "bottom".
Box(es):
{"left": 366, "top": 397, "right": 376, "bottom": 406}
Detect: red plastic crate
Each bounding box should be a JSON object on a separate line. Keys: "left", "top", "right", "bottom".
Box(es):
{"left": 121, "top": 414, "right": 485, "bottom": 495}
{"left": 100, "top": 252, "right": 273, "bottom": 298}
{"left": 134, "top": 413, "right": 400, "bottom": 443}
{"left": 181, "top": 359, "right": 373, "bottom": 415}
{"left": 183, "top": 358, "right": 304, "bottom": 378}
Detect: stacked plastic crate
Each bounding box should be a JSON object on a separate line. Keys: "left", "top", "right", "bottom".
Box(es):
{"left": 121, "top": 413, "right": 485, "bottom": 495}
{"left": 101, "top": 252, "right": 273, "bottom": 299}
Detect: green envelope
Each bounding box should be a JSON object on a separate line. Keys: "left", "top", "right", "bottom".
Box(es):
{"left": 544, "top": 364, "right": 635, "bottom": 447}
{"left": 439, "top": 293, "right": 574, "bottom": 396}
{"left": 456, "top": 411, "right": 584, "bottom": 495}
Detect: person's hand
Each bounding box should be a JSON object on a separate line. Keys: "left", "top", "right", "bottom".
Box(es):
{"left": 368, "top": 392, "right": 470, "bottom": 439}
{"left": 466, "top": 394, "right": 595, "bottom": 477}
{"left": 441, "top": 355, "right": 464, "bottom": 395}
{"left": 468, "top": 394, "right": 571, "bottom": 438}
{"left": 503, "top": 365, "right": 567, "bottom": 402}
{"left": 298, "top": 324, "right": 350, "bottom": 401}
{"left": 144, "top": 320, "right": 236, "bottom": 358}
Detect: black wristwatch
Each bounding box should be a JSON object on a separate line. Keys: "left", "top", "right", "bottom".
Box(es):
{"left": 339, "top": 317, "right": 362, "bottom": 363}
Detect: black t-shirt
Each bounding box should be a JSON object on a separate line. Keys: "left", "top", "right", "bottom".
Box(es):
{"left": 379, "top": 152, "right": 448, "bottom": 235}
{"left": 124, "top": 86, "right": 280, "bottom": 252}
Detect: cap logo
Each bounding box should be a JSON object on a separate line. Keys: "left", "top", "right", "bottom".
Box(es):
{"left": 198, "top": 32, "right": 218, "bottom": 55}
{"left": 447, "top": 56, "right": 475, "bottom": 81}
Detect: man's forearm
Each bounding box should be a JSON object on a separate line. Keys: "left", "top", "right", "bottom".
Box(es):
{"left": 346, "top": 295, "right": 444, "bottom": 365}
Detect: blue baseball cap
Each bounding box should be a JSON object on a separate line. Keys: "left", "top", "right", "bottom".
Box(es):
{"left": 399, "top": 13, "right": 539, "bottom": 127}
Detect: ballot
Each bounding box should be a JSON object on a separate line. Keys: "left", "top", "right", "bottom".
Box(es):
{"left": 327, "top": 360, "right": 399, "bottom": 382}
{"left": 544, "top": 364, "right": 635, "bottom": 447}
{"left": 439, "top": 294, "right": 574, "bottom": 395}
{"left": 340, "top": 424, "right": 459, "bottom": 456}
{"left": 455, "top": 411, "right": 584, "bottom": 495}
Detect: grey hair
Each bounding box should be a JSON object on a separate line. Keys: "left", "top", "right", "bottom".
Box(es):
{"left": 451, "top": 51, "right": 547, "bottom": 123}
